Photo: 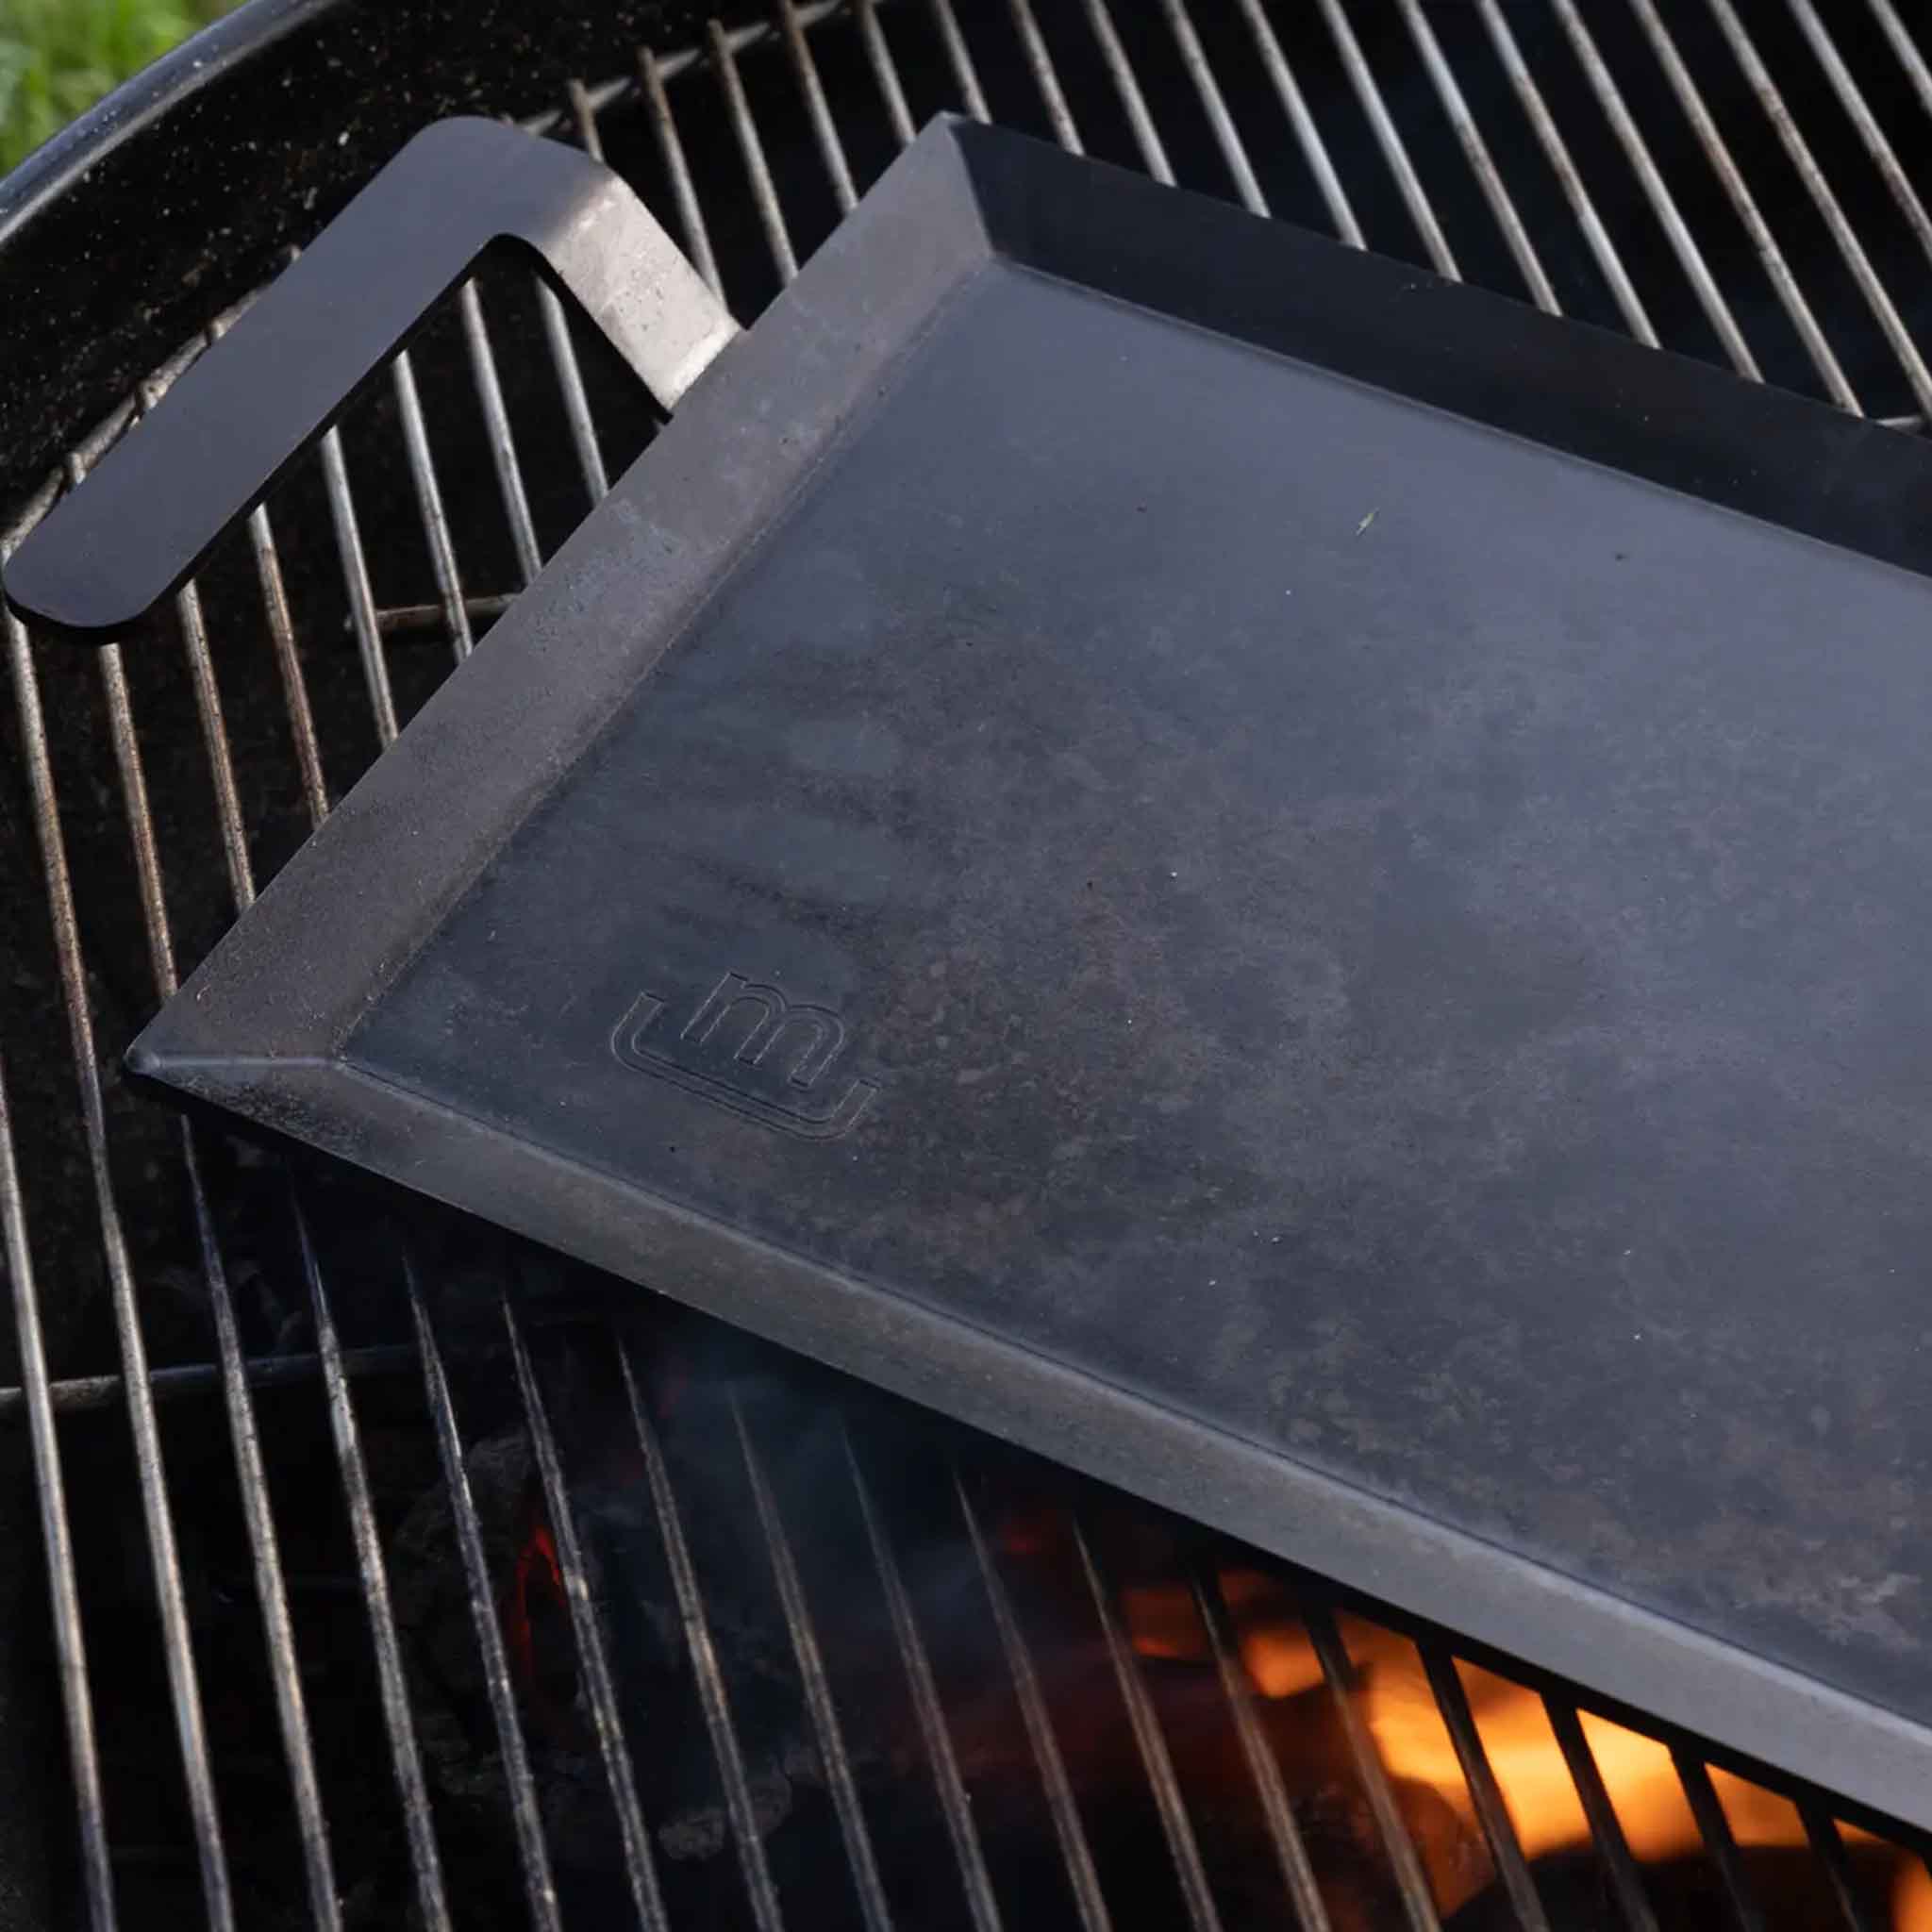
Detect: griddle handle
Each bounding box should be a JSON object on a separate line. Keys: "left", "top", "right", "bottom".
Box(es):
{"left": 3, "top": 116, "right": 739, "bottom": 642}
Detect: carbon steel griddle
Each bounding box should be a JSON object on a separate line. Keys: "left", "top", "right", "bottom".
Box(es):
{"left": 13, "top": 116, "right": 1932, "bottom": 1824}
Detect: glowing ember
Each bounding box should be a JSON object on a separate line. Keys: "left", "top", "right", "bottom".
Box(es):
{"left": 1123, "top": 1569, "right": 1929, "bottom": 1928}
{"left": 1896, "top": 1857, "right": 1932, "bottom": 1932}
{"left": 507, "top": 1519, "right": 564, "bottom": 1692}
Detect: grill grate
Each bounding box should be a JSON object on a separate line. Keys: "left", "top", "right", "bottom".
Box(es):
{"left": 5, "top": 2, "right": 1932, "bottom": 1928}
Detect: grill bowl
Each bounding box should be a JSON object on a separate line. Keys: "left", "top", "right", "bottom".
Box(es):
{"left": 7, "top": 3, "right": 1932, "bottom": 1928}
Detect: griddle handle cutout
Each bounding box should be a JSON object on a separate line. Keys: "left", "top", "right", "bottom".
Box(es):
{"left": 2, "top": 116, "right": 738, "bottom": 642}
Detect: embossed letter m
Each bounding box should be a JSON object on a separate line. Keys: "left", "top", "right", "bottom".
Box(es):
{"left": 684, "top": 973, "right": 847, "bottom": 1088}
{"left": 609, "top": 971, "right": 877, "bottom": 1141}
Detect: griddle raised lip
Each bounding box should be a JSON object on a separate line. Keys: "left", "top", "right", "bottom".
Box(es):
{"left": 127, "top": 1041, "right": 1932, "bottom": 1834}
{"left": 127, "top": 115, "right": 1932, "bottom": 1828}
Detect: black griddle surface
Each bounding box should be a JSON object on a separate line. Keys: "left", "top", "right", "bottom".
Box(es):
{"left": 130, "top": 120, "right": 1932, "bottom": 1824}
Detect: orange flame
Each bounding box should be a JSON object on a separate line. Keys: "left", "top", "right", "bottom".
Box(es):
{"left": 1124, "top": 1574, "right": 1930, "bottom": 1930}
{"left": 1898, "top": 1857, "right": 1932, "bottom": 1932}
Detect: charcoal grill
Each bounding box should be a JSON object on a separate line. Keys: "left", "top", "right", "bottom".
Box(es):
{"left": 6, "top": 3, "right": 1932, "bottom": 1929}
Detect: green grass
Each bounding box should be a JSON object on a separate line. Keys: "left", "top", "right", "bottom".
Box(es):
{"left": 0, "top": 0, "right": 234, "bottom": 175}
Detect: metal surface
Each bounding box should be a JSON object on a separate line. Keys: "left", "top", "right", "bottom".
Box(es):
{"left": 1545, "top": 1697, "right": 1664, "bottom": 1932}
{"left": 7, "top": 499, "right": 237, "bottom": 1932}
{"left": 847, "top": 1430, "right": 1004, "bottom": 1932}
{"left": 1303, "top": 1605, "right": 1440, "bottom": 1932}
{"left": 1075, "top": 1516, "right": 1222, "bottom": 1932}
{"left": 505, "top": 1294, "right": 672, "bottom": 1932}
{"left": 404, "top": 1251, "right": 561, "bottom": 1932}
{"left": 7, "top": 119, "right": 737, "bottom": 639}
{"left": 617, "top": 1336, "right": 785, "bottom": 1932}
{"left": 734, "top": 1396, "right": 893, "bottom": 1932}
{"left": 0, "top": 1047, "right": 110, "bottom": 1928}
{"left": 84, "top": 108, "right": 1932, "bottom": 1824}
{"left": 1192, "top": 1568, "right": 1331, "bottom": 1932}
{"left": 2, "top": 4, "right": 1931, "bottom": 1929}
{"left": 957, "top": 1474, "right": 1110, "bottom": 1932}
{"left": 1420, "top": 1645, "right": 1551, "bottom": 1932}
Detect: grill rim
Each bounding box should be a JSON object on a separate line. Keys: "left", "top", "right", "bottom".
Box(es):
{"left": 0, "top": 0, "right": 325, "bottom": 248}
{"left": 0, "top": 0, "right": 776, "bottom": 508}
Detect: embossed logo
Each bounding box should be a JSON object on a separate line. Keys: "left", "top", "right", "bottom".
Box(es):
{"left": 609, "top": 971, "right": 878, "bottom": 1141}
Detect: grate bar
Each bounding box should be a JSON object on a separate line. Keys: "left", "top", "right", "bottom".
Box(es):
{"left": 155, "top": 508, "right": 269, "bottom": 933}
{"left": 209, "top": 307, "right": 334, "bottom": 831}
{"left": 927, "top": 0, "right": 991, "bottom": 123}
{"left": 543, "top": 86, "right": 620, "bottom": 507}
{"left": 1315, "top": 0, "right": 1457, "bottom": 276}
{"left": 1393, "top": 0, "right": 1559, "bottom": 311}
{"left": 1543, "top": 1700, "right": 1661, "bottom": 1932}
{"left": 95, "top": 645, "right": 176, "bottom": 994}
{"left": 856, "top": 0, "right": 918, "bottom": 150}
{"left": 293, "top": 1196, "right": 452, "bottom": 1932}
{"left": 375, "top": 592, "right": 517, "bottom": 635}
{"left": 1007, "top": 0, "right": 1084, "bottom": 154}
{"left": 733, "top": 1400, "right": 892, "bottom": 1931}
{"left": 1077, "top": 0, "right": 1173, "bottom": 184}
{"left": 1234, "top": 0, "right": 1360, "bottom": 245}
{"left": 777, "top": 0, "right": 861, "bottom": 214}
{"left": 844, "top": 1431, "right": 1004, "bottom": 1932}
{"left": 641, "top": 46, "right": 727, "bottom": 296}
{"left": 1072, "top": 1518, "right": 1222, "bottom": 1932}
{"left": 541, "top": 270, "right": 613, "bottom": 503}
{"left": 1674, "top": 1755, "right": 1770, "bottom": 1932}
{"left": 955, "top": 1477, "right": 1111, "bottom": 1932}
{"left": 1788, "top": 0, "right": 1932, "bottom": 278}
{"left": 511, "top": 0, "right": 850, "bottom": 110}
{"left": 0, "top": 1048, "right": 114, "bottom": 1931}
{"left": 0, "top": 1342, "right": 424, "bottom": 1423}
{"left": 390, "top": 352, "right": 475, "bottom": 661}
{"left": 1476, "top": 0, "right": 1657, "bottom": 344}
{"left": 6, "top": 587, "right": 237, "bottom": 1932}
{"left": 565, "top": 75, "right": 611, "bottom": 162}
{"left": 1544, "top": 0, "right": 1758, "bottom": 377}
{"left": 458, "top": 280, "right": 544, "bottom": 589}
{"left": 244, "top": 502, "right": 330, "bottom": 826}
{"left": 174, "top": 578, "right": 258, "bottom": 907}
{"left": 317, "top": 425, "right": 402, "bottom": 747}
{"left": 618, "top": 1336, "right": 786, "bottom": 1932}
{"left": 1193, "top": 1570, "right": 1330, "bottom": 1932}
{"left": 1301, "top": 1602, "right": 1441, "bottom": 1932}
{"left": 445, "top": 232, "right": 568, "bottom": 675}
{"left": 710, "top": 18, "right": 802, "bottom": 283}
{"left": 1419, "top": 1645, "right": 1552, "bottom": 1932}
{"left": 183, "top": 1140, "right": 342, "bottom": 1932}
{"left": 534, "top": 262, "right": 611, "bottom": 505}
{"left": 1803, "top": 1806, "right": 1878, "bottom": 1932}
{"left": 1620, "top": 0, "right": 1857, "bottom": 410}
{"left": 92, "top": 585, "right": 345, "bottom": 1930}
{"left": 503, "top": 1297, "right": 671, "bottom": 1932}
{"left": 1867, "top": 0, "right": 1932, "bottom": 121}
{"left": 1158, "top": 0, "right": 1265, "bottom": 213}
{"left": 1704, "top": 0, "right": 1932, "bottom": 420}
{"left": 403, "top": 1256, "right": 562, "bottom": 1932}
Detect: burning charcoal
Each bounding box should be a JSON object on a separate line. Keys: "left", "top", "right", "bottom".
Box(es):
{"left": 390, "top": 1426, "right": 534, "bottom": 1702}
{"left": 656, "top": 1772, "right": 793, "bottom": 1862}
{"left": 1441, "top": 1851, "right": 1620, "bottom": 1931}
{"left": 535, "top": 1749, "right": 622, "bottom": 1873}
{"left": 409, "top": 1703, "right": 513, "bottom": 1809}
{"left": 1393, "top": 1774, "right": 1496, "bottom": 1921}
